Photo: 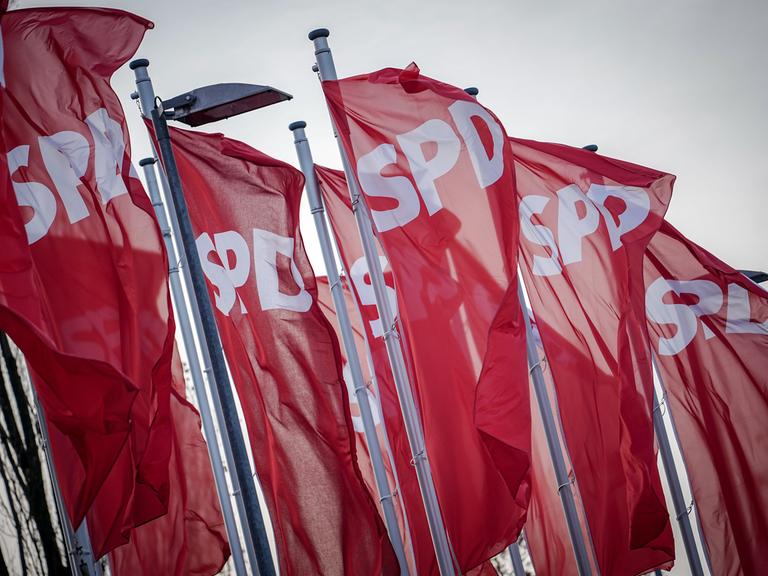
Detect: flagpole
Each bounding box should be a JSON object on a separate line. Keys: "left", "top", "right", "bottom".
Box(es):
{"left": 139, "top": 157, "right": 248, "bottom": 576}
{"left": 651, "top": 359, "right": 706, "bottom": 576}
{"left": 517, "top": 281, "right": 594, "bottom": 576}
{"left": 130, "top": 61, "right": 276, "bottom": 576}
{"left": 130, "top": 62, "right": 258, "bottom": 575}
{"left": 290, "top": 121, "right": 411, "bottom": 575}
{"left": 308, "top": 28, "right": 455, "bottom": 575}
{"left": 508, "top": 541, "right": 525, "bottom": 576}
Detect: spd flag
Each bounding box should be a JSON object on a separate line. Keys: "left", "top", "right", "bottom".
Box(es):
{"left": 316, "top": 164, "right": 438, "bottom": 575}
{"left": 315, "top": 275, "right": 413, "bottom": 571}
{"left": 523, "top": 318, "right": 590, "bottom": 576}
{"left": 514, "top": 137, "right": 675, "bottom": 575}
{"left": 109, "top": 349, "right": 230, "bottom": 576}
{"left": 161, "top": 124, "right": 397, "bottom": 575}
{"left": 645, "top": 221, "right": 768, "bottom": 576}
{"left": 0, "top": 7, "right": 174, "bottom": 551}
{"left": 321, "top": 65, "right": 531, "bottom": 570}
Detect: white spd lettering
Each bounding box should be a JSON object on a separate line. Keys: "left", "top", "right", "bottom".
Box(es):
{"left": 6, "top": 108, "right": 132, "bottom": 245}
{"left": 350, "top": 255, "right": 398, "bottom": 337}
{"left": 521, "top": 183, "right": 650, "bottom": 276}
{"left": 645, "top": 278, "right": 767, "bottom": 355}
{"left": 356, "top": 100, "right": 505, "bottom": 233}
{"left": 196, "top": 228, "right": 312, "bottom": 316}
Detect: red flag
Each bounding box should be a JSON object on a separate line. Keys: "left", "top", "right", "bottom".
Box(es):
{"left": 644, "top": 221, "right": 768, "bottom": 575}
{"left": 315, "top": 275, "right": 414, "bottom": 572}
{"left": 523, "top": 320, "right": 590, "bottom": 576}
{"left": 317, "top": 167, "right": 521, "bottom": 576}
{"left": 110, "top": 348, "right": 230, "bottom": 576}
{"left": 514, "top": 137, "right": 675, "bottom": 575}
{"left": 321, "top": 64, "right": 530, "bottom": 570}
{"left": 316, "top": 164, "right": 441, "bottom": 575}
{"left": 0, "top": 7, "right": 174, "bottom": 553}
{"left": 158, "top": 123, "right": 397, "bottom": 575}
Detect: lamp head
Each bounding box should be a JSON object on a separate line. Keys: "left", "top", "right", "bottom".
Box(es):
{"left": 162, "top": 83, "right": 292, "bottom": 127}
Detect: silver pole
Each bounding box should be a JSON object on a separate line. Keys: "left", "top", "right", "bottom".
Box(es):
{"left": 508, "top": 541, "right": 525, "bottom": 576}
{"left": 290, "top": 121, "right": 410, "bottom": 575}
{"left": 131, "top": 61, "right": 258, "bottom": 575}
{"left": 517, "top": 282, "right": 593, "bottom": 576}
{"left": 73, "top": 521, "right": 101, "bottom": 576}
{"left": 139, "top": 158, "right": 247, "bottom": 576}
{"left": 309, "top": 28, "right": 455, "bottom": 575}
{"left": 651, "top": 359, "right": 705, "bottom": 576}
{"left": 130, "top": 59, "right": 275, "bottom": 576}
{"left": 130, "top": 61, "right": 259, "bottom": 574}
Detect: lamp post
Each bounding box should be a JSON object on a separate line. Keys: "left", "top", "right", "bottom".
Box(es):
{"left": 130, "top": 59, "right": 291, "bottom": 576}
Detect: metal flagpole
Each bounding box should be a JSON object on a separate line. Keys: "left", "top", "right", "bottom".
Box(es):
{"left": 130, "top": 61, "right": 276, "bottom": 576}
{"left": 308, "top": 27, "right": 455, "bottom": 575}
{"left": 508, "top": 541, "right": 526, "bottom": 576}
{"left": 130, "top": 61, "right": 259, "bottom": 574}
{"left": 139, "top": 157, "right": 248, "bottom": 576}
{"left": 651, "top": 359, "right": 705, "bottom": 576}
{"left": 517, "top": 281, "right": 594, "bottom": 576}
{"left": 290, "top": 121, "right": 411, "bottom": 575}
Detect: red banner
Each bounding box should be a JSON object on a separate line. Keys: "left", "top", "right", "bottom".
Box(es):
{"left": 645, "top": 221, "right": 768, "bottom": 576}
{"left": 315, "top": 275, "right": 413, "bottom": 571}
{"left": 0, "top": 8, "right": 174, "bottom": 554}
{"left": 317, "top": 164, "right": 439, "bottom": 574}
{"left": 524, "top": 321, "right": 590, "bottom": 576}
{"left": 110, "top": 349, "right": 230, "bottom": 576}
{"left": 513, "top": 137, "right": 675, "bottom": 575}
{"left": 322, "top": 64, "right": 530, "bottom": 570}
{"left": 162, "top": 124, "right": 397, "bottom": 575}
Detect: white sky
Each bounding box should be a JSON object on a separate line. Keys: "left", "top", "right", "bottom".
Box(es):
{"left": 17, "top": 0, "right": 768, "bottom": 276}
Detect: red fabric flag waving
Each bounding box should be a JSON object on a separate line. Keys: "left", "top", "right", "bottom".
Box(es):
{"left": 159, "top": 123, "right": 397, "bottom": 575}
{"left": 315, "top": 275, "right": 414, "bottom": 571}
{"left": 110, "top": 348, "right": 230, "bottom": 576}
{"left": 513, "top": 137, "right": 675, "bottom": 575}
{"left": 645, "top": 222, "right": 768, "bottom": 576}
{"left": 316, "top": 164, "right": 440, "bottom": 575}
{"left": 322, "top": 64, "right": 531, "bottom": 570}
{"left": 523, "top": 319, "right": 591, "bottom": 576}
{"left": 0, "top": 7, "right": 174, "bottom": 551}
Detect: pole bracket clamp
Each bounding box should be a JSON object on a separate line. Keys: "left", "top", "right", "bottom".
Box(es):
{"left": 676, "top": 500, "right": 694, "bottom": 520}
{"left": 410, "top": 449, "right": 426, "bottom": 466}
{"left": 379, "top": 488, "right": 398, "bottom": 504}
{"left": 383, "top": 321, "right": 400, "bottom": 342}
{"left": 528, "top": 359, "right": 543, "bottom": 375}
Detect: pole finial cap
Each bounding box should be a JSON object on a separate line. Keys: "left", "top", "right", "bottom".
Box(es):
{"left": 129, "top": 58, "right": 150, "bottom": 70}
{"left": 138, "top": 157, "right": 156, "bottom": 167}
{"left": 308, "top": 28, "right": 330, "bottom": 41}
{"left": 288, "top": 121, "right": 307, "bottom": 131}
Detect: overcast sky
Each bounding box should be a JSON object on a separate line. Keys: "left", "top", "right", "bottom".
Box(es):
{"left": 17, "top": 0, "right": 768, "bottom": 276}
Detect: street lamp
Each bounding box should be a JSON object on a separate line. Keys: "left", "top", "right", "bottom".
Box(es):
{"left": 130, "top": 58, "right": 289, "bottom": 576}
{"left": 161, "top": 82, "right": 291, "bottom": 126}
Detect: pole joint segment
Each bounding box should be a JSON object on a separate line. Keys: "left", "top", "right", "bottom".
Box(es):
{"left": 676, "top": 500, "right": 694, "bottom": 520}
